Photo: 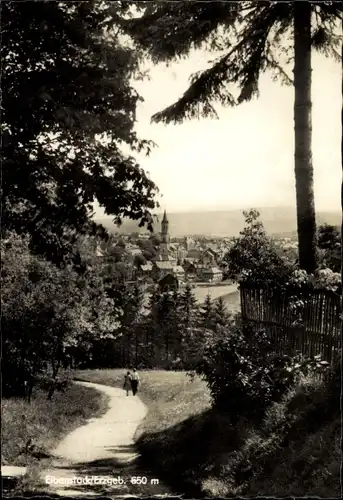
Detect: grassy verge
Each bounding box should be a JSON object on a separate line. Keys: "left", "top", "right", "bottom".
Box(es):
{"left": 74, "top": 368, "right": 126, "bottom": 389}
{"left": 76, "top": 368, "right": 341, "bottom": 498}
{"left": 241, "top": 373, "right": 341, "bottom": 497}
{"left": 2, "top": 382, "right": 109, "bottom": 494}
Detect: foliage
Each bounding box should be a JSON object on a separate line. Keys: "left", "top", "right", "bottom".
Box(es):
{"left": 134, "top": 253, "right": 147, "bottom": 267}
{"left": 317, "top": 224, "right": 341, "bottom": 272}
{"left": 318, "top": 223, "right": 341, "bottom": 250}
{"left": 194, "top": 321, "right": 330, "bottom": 424}
{"left": 285, "top": 266, "right": 342, "bottom": 295}
{"left": 1, "top": 232, "right": 122, "bottom": 398}
{"left": 78, "top": 280, "right": 237, "bottom": 370}
{"left": 273, "top": 238, "right": 299, "bottom": 264}
{"left": 2, "top": 1, "right": 159, "bottom": 263}
{"left": 224, "top": 210, "right": 342, "bottom": 297}
{"left": 119, "top": 282, "right": 145, "bottom": 367}
{"left": 137, "top": 237, "right": 160, "bottom": 261}
{"left": 150, "top": 234, "right": 162, "bottom": 246}
{"left": 122, "top": 0, "right": 341, "bottom": 128}
{"left": 226, "top": 359, "right": 341, "bottom": 497}
{"left": 107, "top": 244, "right": 126, "bottom": 262}
{"left": 224, "top": 209, "right": 295, "bottom": 289}
{"left": 178, "top": 284, "right": 199, "bottom": 331}
{"left": 214, "top": 296, "right": 229, "bottom": 326}
{"left": 123, "top": 2, "right": 340, "bottom": 120}
{"left": 135, "top": 284, "right": 219, "bottom": 369}
{"left": 199, "top": 294, "right": 217, "bottom": 330}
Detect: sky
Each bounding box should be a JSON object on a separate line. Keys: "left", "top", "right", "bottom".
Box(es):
{"left": 98, "top": 46, "right": 341, "bottom": 215}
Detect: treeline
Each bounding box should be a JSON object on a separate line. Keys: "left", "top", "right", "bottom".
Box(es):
{"left": 85, "top": 284, "right": 232, "bottom": 371}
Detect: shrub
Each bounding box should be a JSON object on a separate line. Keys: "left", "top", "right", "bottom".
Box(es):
{"left": 224, "top": 209, "right": 295, "bottom": 290}
{"left": 309, "top": 268, "right": 341, "bottom": 292}
{"left": 224, "top": 210, "right": 341, "bottom": 296}
{"left": 317, "top": 224, "right": 341, "bottom": 273}
{"left": 35, "top": 371, "right": 73, "bottom": 400}
{"left": 193, "top": 322, "right": 330, "bottom": 424}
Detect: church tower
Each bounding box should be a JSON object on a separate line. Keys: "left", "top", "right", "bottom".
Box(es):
{"left": 160, "top": 210, "right": 170, "bottom": 261}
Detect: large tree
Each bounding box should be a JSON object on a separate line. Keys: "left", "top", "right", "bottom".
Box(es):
{"left": 120, "top": 1, "right": 342, "bottom": 273}
{"left": 1, "top": 1, "right": 159, "bottom": 263}
{"left": 1, "top": 232, "right": 121, "bottom": 398}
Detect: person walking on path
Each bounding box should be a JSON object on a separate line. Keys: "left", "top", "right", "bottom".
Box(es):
{"left": 123, "top": 371, "right": 132, "bottom": 396}
{"left": 130, "top": 368, "right": 140, "bottom": 396}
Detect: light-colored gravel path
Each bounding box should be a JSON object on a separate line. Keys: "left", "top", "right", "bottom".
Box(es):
{"left": 39, "top": 381, "right": 169, "bottom": 497}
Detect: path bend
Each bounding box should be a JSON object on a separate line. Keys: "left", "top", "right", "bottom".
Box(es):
{"left": 40, "top": 381, "right": 169, "bottom": 497}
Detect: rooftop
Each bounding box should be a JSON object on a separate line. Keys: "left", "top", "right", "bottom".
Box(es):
{"left": 204, "top": 267, "right": 223, "bottom": 274}
{"left": 154, "top": 261, "right": 175, "bottom": 269}
{"left": 141, "top": 262, "right": 153, "bottom": 271}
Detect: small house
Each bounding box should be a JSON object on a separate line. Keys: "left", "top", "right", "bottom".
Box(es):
{"left": 201, "top": 267, "right": 223, "bottom": 283}
{"left": 139, "top": 261, "right": 153, "bottom": 279}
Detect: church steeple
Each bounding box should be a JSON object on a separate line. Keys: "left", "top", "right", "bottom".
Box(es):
{"left": 161, "top": 209, "right": 169, "bottom": 235}
{"left": 160, "top": 209, "right": 170, "bottom": 260}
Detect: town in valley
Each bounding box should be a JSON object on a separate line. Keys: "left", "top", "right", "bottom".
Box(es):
{"left": 93, "top": 209, "right": 299, "bottom": 307}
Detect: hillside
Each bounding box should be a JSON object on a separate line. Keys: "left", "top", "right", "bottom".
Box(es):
{"left": 94, "top": 207, "right": 341, "bottom": 237}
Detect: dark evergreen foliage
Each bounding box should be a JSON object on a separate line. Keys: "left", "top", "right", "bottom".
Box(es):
{"left": 317, "top": 224, "right": 341, "bottom": 272}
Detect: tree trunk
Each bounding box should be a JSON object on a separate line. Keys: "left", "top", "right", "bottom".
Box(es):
{"left": 293, "top": 2, "right": 317, "bottom": 273}
{"left": 341, "top": 29, "right": 343, "bottom": 300}
{"left": 47, "top": 356, "right": 61, "bottom": 400}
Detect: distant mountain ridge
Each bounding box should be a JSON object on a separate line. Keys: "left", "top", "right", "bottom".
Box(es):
{"left": 94, "top": 207, "right": 341, "bottom": 237}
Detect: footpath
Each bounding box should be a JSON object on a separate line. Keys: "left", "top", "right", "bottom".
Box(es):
{"left": 39, "top": 381, "right": 171, "bottom": 498}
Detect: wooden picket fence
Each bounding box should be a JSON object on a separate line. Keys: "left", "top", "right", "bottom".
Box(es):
{"left": 240, "top": 284, "right": 342, "bottom": 365}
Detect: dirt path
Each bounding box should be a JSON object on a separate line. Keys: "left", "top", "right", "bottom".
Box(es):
{"left": 39, "top": 381, "right": 171, "bottom": 497}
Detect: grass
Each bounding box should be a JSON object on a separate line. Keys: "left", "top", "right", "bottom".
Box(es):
{"left": 74, "top": 368, "right": 128, "bottom": 390}
{"left": 76, "top": 367, "right": 341, "bottom": 498}
{"left": 245, "top": 416, "right": 341, "bottom": 496}
{"left": 2, "top": 381, "right": 109, "bottom": 494}
{"left": 242, "top": 373, "right": 342, "bottom": 497}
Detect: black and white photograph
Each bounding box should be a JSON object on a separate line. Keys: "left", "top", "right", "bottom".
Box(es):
{"left": 1, "top": 1, "right": 342, "bottom": 498}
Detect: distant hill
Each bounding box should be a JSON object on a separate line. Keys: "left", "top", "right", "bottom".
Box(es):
{"left": 94, "top": 207, "right": 341, "bottom": 238}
